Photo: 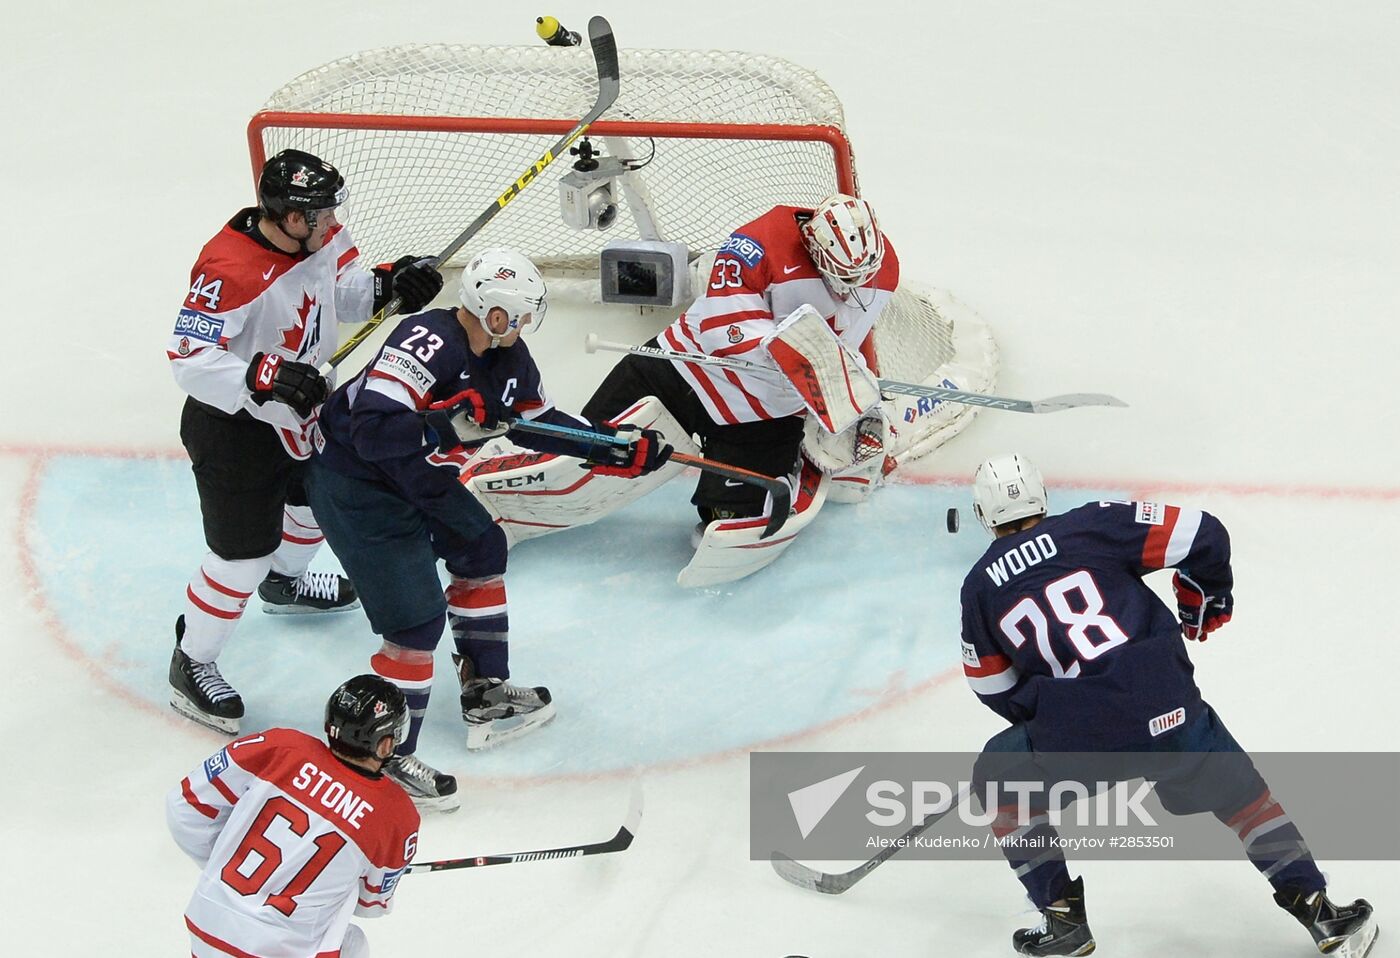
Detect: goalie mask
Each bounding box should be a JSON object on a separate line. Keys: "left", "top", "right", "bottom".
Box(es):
{"left": 972, "top": 454, "right": 1048, "bottom": 534}
{"left": 459, "top": 247, "right": 549, "bottom": 347}
{"left": 801, "top": 194, "right": 886, "bottom": 298}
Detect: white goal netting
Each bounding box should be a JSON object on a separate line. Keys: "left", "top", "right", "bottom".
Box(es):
{"left": 251, "top": 42, "right": 997, "bottom": 462}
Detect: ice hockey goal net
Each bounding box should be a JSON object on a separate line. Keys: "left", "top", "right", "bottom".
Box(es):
{"left": 248, "top": 42, "right": 996, "bottom": 462}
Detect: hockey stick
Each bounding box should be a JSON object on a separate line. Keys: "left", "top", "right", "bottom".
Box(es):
{"left": 770, "top": 782, "right": 971, "bottom": 895}
{"left": 584, "top": 334, "right": 1127, "bottom": 414}
{"left": 499, "top": 416, "right": 793, "bottom": 539}
{"left": 320, "top": 17, "right": 620, "bottom": 374}
{"left": 408, "top": 782, "right": 642, "bottom": 874}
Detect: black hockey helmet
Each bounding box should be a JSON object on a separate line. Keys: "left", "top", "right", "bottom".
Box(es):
{"left": 258, "top": 149, "right": 348, "bottom": 221}
{"left": 325, "top": 674, "right": 408, "bottom": 759}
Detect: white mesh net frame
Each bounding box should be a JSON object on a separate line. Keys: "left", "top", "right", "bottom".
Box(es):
{"left": 249, "top": 42, "right": 997, "bottom": 463}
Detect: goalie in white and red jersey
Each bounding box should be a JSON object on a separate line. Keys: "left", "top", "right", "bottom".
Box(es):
{"left": 165, "top": 149, "right": 443, "bottom": 735}
{"left": 167, "top": 675, "right": 420, "bottom": 958}
{"left": 579, "top": 194, "right": 898, "bottom": 580}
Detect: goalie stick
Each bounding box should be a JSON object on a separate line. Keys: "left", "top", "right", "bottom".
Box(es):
{"left": 319, "top": 16, "right": 621, "bottom": 373}
{"left": 770, "top": 783, "right": 971, "bottom": 895}
{"left": 408, "top": 782, "right": 642, "bottom": 875}
{"left": 496, "top": 416, "right": 793, "bottom": 538}
{"left": 583, "top": 334, "right": 1128, "bottom": 414}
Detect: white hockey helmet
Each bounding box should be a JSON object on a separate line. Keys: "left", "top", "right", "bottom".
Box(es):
{"left": 972, "top": 454, "right": 1048, "bottom": 534}
{"left": 459, "top": 247, "right": 548, "bottom": 341}
{"left": 801, "top": 194, "right": 886, "bottom": 296}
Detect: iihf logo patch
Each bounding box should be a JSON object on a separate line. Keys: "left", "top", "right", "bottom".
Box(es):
{"left": 178, "top": 336, "right": 191, "bottom": 356}
{"left": 726, "top": 325, "right": 743, "bottom": 344}
{"left": 1007, "top": 483, "right": 1022, "bottom": 500}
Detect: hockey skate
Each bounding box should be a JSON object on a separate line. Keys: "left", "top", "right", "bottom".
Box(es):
{"left": 258, "top": 570, "right": 360, "bottom": 614}
{"left": 454, "top": 654, "right": 556, "bottom": 749}
{"left": 1275, "top": 887, "right": 1378, "bottom": 957}
{"left": 1013, "top": 877, "right": 1096, "bottom": 956}
{"left": 384, "top": 753, "right": 460, "bottom": 813}
{"left": 169, "top": 616, "right": 244, "bottom": 735}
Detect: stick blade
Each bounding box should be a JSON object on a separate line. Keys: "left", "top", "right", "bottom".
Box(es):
{"left": 769, "top": 852, "right": 850, "bottom": 895}
{"left": 761, "top": 481, "right": 792, "bottom": 539}
{"left": 587, "top": 16, "right": 620, "bottom": 90}
{"left": 1029, "top": 392, "right": 1129, "bottom": 413}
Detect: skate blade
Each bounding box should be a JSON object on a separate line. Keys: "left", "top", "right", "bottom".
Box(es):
{"left": 169, "top": 693, "right": 240, "bottom": 735}
{"left": 1327, "top": 917, "right": 1378, "bottom": 958}
{"left": 260, "top": 599, "right": 362, "bottom": 615}
{"left": 407, "top": 792, "right": 461, "bottom": 814}
{"left": 465, "top": 704, "right": 557, "bottom": 750}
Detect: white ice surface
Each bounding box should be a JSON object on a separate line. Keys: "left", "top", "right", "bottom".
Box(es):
{"left": 2, "top": 2, "right": 1397, "bottom": 956}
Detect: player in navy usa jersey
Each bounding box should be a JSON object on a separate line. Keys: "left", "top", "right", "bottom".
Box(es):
{"left": 959, "top": 454, "right": 1376, "bottom": 958}
{"left": 308, "top": 248, "right": 670, "bottom": 810}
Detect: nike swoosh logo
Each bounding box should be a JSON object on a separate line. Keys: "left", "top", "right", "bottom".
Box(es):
{"left": 262, "top": 266, "right": 276, "bottom": 280}
{"left": 723, "top": 478, "right": 743, "bottom": 487}
{"left": 783, "top": 265, "right": 801, "bottom": 275}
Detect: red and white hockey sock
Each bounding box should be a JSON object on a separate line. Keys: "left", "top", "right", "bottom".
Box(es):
{"left": 371, "top": 646, "right": 434, "bottom": 755}
{"left": 181, "top": 553, "right": 274, "bottom": 662}
{"left": 269, "top": 503, "right": 324, "bottom": 579}
{"left": 445, "top": 575, "right": 510, "bottom": 680}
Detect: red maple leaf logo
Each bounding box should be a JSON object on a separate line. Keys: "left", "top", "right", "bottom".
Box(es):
{"left": 280, "top": 292, "right": 317, "bottom": 353}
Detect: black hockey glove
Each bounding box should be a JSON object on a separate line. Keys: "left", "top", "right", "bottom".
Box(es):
{"left": 372, "top": 256, "right": 444, "bottom": 315}
{"left": 1172, "top": 570, "right": 1233, "bottom": 641}
{"left": 245, "top": 352, "right": 329, "bottom": 418}
{"left": 583, "top": 426, "right": 673, "bottom": 478}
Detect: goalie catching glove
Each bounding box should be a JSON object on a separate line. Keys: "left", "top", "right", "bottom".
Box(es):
{"left": 373, "top": 256, "right": 444, "bottom": 315}
{"left": 581, "top": 425, "right": 673, "bottom": 478}
{"left": 1172, "top": 570, "right": 1232, "bottom": 641}
{"left": 245, "top": 352, "right": 328, "bottom": 418}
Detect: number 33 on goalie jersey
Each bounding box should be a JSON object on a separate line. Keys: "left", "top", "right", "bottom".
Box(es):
{"left": 166, "top": 728, "right": 420, "bottom": 958}
{"left": 958, "top": 501, "right": 1233, "bottom": 751}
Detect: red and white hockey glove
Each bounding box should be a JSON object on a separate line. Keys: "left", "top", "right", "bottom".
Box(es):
{"left": 245, "top": 352, "right": 329, "bottom": 418}
{"left": 1172, "top": 571, "right": 1233, "bottom": 641}
{"left": 585, "top": 426, "right": 673, "bottom": 478}
{"left": 424, "top": 388, "right": 506, "bottom": 452}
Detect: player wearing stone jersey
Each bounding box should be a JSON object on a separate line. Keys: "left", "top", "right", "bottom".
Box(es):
{"left": 310, "top": 248, "right": 669, "bottom": 808}
{"left": 166, "top": 149, "right": 442, "bottom": 736}
{"left": 167, "top": 676, "right": 419, "bottom": 958}
{"left": 584, "top": 195, "right": 898, "bottom": 526}
{"left": 958, "top": 454, "right": 1376, "bottom": 958}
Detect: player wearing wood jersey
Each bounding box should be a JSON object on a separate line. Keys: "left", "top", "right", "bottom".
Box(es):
{"left": 167, "top": 675, "right": 420, "bottom": 958}
{"left": 959, "top": 454, "right": 1377, "bottom": 958}
{"left": 165, "top": 149, "right": 442, "bottom": 736}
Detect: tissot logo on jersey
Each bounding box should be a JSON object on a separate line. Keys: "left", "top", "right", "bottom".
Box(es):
{"left": 1135, "top": 502, "right": 1166, "bottom": 525}
{"left": 373, "top": 347, "right": 435, "bottom": 396}
{"left": 718, "top": 233, "right": 765, "bottom": 267}
{"left": 174, "top": 309, "right": 225, "bottom": 343}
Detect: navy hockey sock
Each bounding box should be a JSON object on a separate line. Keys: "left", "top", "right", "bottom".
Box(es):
{"left": 1222, "top": 790, "right": 1326, "bottom": 894}
{"left": 446, "top": 575, "right": 510, "bottom": 679}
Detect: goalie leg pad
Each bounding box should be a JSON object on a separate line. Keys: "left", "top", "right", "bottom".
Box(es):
{"left": 677, "top": 460, "right": 828, "bottom": 588}
{"left": 461, "top": 396, "right": 700, "bottom": 548}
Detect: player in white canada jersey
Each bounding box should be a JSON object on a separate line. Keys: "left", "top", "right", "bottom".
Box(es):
{"left": 167, "top": 675, "right": 420, "bottom": 958}
{"left": 166, "top": 149, "right": 443, "bottom": 736}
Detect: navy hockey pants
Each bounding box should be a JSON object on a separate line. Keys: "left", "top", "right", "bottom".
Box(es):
{"left": 305, "top": 459, "right": 506, "bottom": 638}
{"left": 973, "top": 703, "right": 1326, "bottom": 908}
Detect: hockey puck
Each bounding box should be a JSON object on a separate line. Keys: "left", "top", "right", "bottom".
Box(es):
{"left": 946, "top": 507, "right": 960, "bottom": 533}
